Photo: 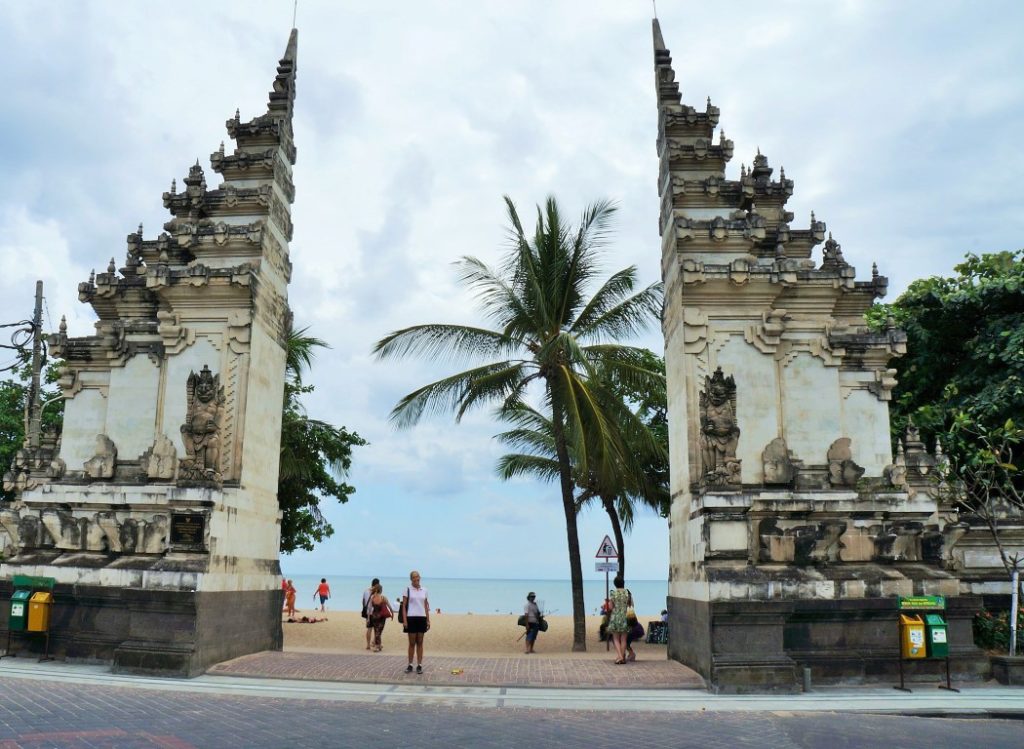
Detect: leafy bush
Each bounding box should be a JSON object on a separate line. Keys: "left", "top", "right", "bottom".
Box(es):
{"left": 973, "top": 608, "right": 1024, "bottom": 653}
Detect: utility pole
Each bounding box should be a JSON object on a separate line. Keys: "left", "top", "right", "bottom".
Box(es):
{"left": 26, "top": 280, "right": 44, "bottom": 450}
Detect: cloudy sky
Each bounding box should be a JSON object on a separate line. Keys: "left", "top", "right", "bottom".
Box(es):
{"left": 1, "top": 1, "right": 1022, "bottom": 581}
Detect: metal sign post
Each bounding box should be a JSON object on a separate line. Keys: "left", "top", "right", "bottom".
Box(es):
{"left": 595, "top": 536, "right": 619, "bottom": 651}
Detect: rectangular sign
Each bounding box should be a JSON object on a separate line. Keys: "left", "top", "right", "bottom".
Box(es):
{"left": 595, "top": 561, "right": 619, "bottom": 572}
{"left": 170, "top": 512, "right": 206, "bottom": 548}
{"left": 898, "top": 595, "right": 946, "bottom": 610}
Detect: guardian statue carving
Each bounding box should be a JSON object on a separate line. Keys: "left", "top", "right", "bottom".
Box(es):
{"left": 179, "top": 365, "right": 224, "bottom": 486}
{"left": 699, "top": 366, "right": 741, "bottom": 486}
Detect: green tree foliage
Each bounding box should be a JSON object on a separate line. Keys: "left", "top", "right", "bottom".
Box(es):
{"left": 868, "top": 250, "right": 1024, "bottom": 443}
{"left": 870, "top": 251, "right": 1024, "bottom": 577}
{"left": 278, "top": 328, "right": 366, "bottom": 553}
{"left": 374, "top": 196, "right": 663, "bottom": 650}
{"left": 0, "top": 358, "right": 64, "bottom": 503}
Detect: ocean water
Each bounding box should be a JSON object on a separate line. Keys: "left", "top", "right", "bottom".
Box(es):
{"left": 283, "top": 574, "right": 668, "bottom": 617}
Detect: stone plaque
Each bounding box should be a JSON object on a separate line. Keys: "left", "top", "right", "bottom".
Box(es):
{"left": 170, "top": 513, "right": 206, "bottom": 549}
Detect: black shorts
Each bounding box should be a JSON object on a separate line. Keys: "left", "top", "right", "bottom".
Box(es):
{"left": 405, "top": 616, "right": 428, "bottom": 634}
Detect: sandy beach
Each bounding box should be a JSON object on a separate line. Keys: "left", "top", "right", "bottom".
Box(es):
{"left": 283, "top": 609, "right": 667, "bottom": 660}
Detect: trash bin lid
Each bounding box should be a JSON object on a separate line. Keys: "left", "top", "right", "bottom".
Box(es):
{"left": 29, "top": 591, "right": 53, "bottom": 603}
{"left": 924, "top": 613, "right": 945, "bottom": 625}
{"left": 11, "top": 590, "right": 31, "bottom": 601}
{"left": 899, "top": 613, "right": 923, "bottom": 624}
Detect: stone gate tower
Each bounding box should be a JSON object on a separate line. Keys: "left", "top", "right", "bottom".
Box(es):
{"left": 653, "top": 20, "right": 984, "bottom": 691}
{"left": 0, "top": 30, "right": 299, "bottom": 676}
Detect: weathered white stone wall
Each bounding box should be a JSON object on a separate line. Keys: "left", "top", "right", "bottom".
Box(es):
{"left": 239, "top": 324, "right": 286, "bottom": 495}
{"left": 840, "top": 386, "right": 892, "bottom": 475}
{"left": 60, "top": 382, "right": 109, "bottom": 470}
{"left": 106, "top": 356, "right": 160, "bottom": 460}
{"left": 781, "top": 352, "right": 841, "bottom": 465}
{"left": 716, "top": 335, "right": 779, "bottom": 484}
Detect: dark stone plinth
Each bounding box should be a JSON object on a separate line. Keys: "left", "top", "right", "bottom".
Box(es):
{"left": 668, "top": 593, "right": 989, "bottom": 692}
{"left": 991, "top": 655, "right": 1024, "bottom": 685}
{"left": 0, "top": 580, "right": 282, "bottom": 677}
{"left": 668, "top": 596, "right": 798, "bottom": 693}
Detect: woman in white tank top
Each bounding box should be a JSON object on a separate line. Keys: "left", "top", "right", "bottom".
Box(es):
{"left": 400, "top": 570, "right": 430, "bottom": 674}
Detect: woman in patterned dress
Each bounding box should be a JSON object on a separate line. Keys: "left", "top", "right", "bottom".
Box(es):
{"left": 607, "top": 576, "right": 632, "bottom": 664}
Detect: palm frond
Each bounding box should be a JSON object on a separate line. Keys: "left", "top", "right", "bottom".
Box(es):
{"left": 388, "top": 360, "right": 522, "bottom": 428}
{"left": 373, "top": 324, "right": 519, "bottom": 363}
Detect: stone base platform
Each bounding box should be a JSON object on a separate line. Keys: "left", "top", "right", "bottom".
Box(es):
{"left": 0, "top": 579, "right": 282, "bottom": 677}
{"left": 668, "top": 593, "right": 990, "bottom": 693}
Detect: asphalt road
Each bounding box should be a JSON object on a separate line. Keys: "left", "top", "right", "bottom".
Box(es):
{"left": 0, "top": 676, "right": 1020, "bottom": 749}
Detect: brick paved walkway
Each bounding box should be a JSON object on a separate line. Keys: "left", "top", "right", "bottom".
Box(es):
{"left": 208, "top": 650, "right": 706, "bottom": 688}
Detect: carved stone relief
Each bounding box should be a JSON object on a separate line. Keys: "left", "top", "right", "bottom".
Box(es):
{"left": 699, "top": 367, "right": 741, "bottom": 487}
{"left": 179, "top": 365, "right": 225, "bottom": 486}
{"left": 84, "top": 434, "right": 117, "bottom": 479}
{"left": 140, "top": 433, "right": 177, "bottom": 481}
{"left": 761, "top": 437, "right": 797, "bottom": 486}
{"left": 826, "top": 437, "right": 864, "bottom": 488}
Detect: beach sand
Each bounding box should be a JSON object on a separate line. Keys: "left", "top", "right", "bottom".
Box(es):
{"left": 283, "top": 609, "right": 667, "bottom": 660}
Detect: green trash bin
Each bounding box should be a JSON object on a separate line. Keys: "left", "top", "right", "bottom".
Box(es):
{"left": 8, "top": 590, "right": 31, "bottom": 631}
{"left": 924, "top": 613, "right": 948, "bottom": 658}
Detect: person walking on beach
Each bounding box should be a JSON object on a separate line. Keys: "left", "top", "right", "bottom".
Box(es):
{"left": 607, "top": 576, "right": 633, "bottom": 664}
{"left": 284, "top": 580, "right": 297, "bottom": 619}
{"left": 363, "top": 577, "right": 380, "bottom": 650}
{"left": 400, "top": 570, "right": 430, "bottom": 674}
{"left": 367, "top": 583, "right": 393, "bottom": 652}
{"left": 315, "top": 578, "right": 331, "bottom": 612}
{"left": 523, "top": 592, "right": 542, "bottom": 654}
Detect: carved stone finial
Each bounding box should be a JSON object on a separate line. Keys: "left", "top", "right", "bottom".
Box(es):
{"left": 137, "top": 222, "right": 143, "bottom": 237}
{"left": 59, "top": 315, "right": 67, "bottom": 335}
{"left": 810, "top": 210, "right": 816, "bottom": 224}
{"left": 89, "top": 269, "right": 95, "bottom": 285}
{"left": 740, "top": 163, "right": 747, "bottom": 178}
{"left": 107, "top": 257, "right": 116, "bottom": 274}
{"left": 699, "top": 367, "right": 741, "bottom": 487}
{"left": 779, "top": 166, "right": 786, "bottom": 180}
{"left": 872, "top": 262, "right": 879, "bottom": 279}
{"left": 827, "top": 438, "right": 864, "bottom": 488}
{"left": 821, "top": 232, "right": 846, "bottom": 268}
{"left": 84, "top": 434, "right": 117, "bottom": 479}
{"left": 762, "top": 437, "right": 796, "bottom": 485}
{"left": 219, "top": 141, "right": 225, "bottom": 155}
{"left": 235, "top": 107, "right": 240, "bottom": 121}
{"left": 719, "top": 129, "right": 726, "bottom": 144}
{"left": 179, "top": 365, "right": 225, "bottom": 487}
{"left": 170, "top": 178, "right": 177, "bottom": 194}
{"left": 141, "top": 433, "right": 178, "bottom": 481}
{"left": 706, "top": 95, "right": 711, "bottom": 109}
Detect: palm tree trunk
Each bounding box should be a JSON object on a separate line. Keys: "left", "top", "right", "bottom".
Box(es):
{"left": 550, "top": 391, "right": 587, "bottom": 651}
{"left": 601, "top": 494, "right": 626, "bottom": 580}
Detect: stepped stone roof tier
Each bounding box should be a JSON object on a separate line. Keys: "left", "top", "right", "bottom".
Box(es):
{"left": 52, "top": 29, "right": 299, "bottom": 367}
{"left": 653, "top": 19, "right": 892, "bottom": 330}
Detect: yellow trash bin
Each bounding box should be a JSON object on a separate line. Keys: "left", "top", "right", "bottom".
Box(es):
{"left": 899, "top": 613, "right": 926, "bottom": 659}
{"left": 27, "top": 591, "right": 53, "bottom": 632}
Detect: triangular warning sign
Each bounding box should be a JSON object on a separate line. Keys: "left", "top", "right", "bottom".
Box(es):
{"left": 595, "top": 534, "right": 618, "bottom": 558}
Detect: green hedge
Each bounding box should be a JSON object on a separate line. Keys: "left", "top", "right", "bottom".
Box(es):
{"left": 974, "top": 609, "right": 1024, "bottom": 653}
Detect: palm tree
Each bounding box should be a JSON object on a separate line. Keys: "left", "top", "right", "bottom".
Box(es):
{"left": 373, "top": 196, "right": 662, "bottom": 650}
{"left": 496, "top": 374, "right": 668, "bottom": 580}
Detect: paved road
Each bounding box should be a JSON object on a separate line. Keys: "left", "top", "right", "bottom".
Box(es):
{"left": 0, "top": 675, "right": 1020, "bottom": 749}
